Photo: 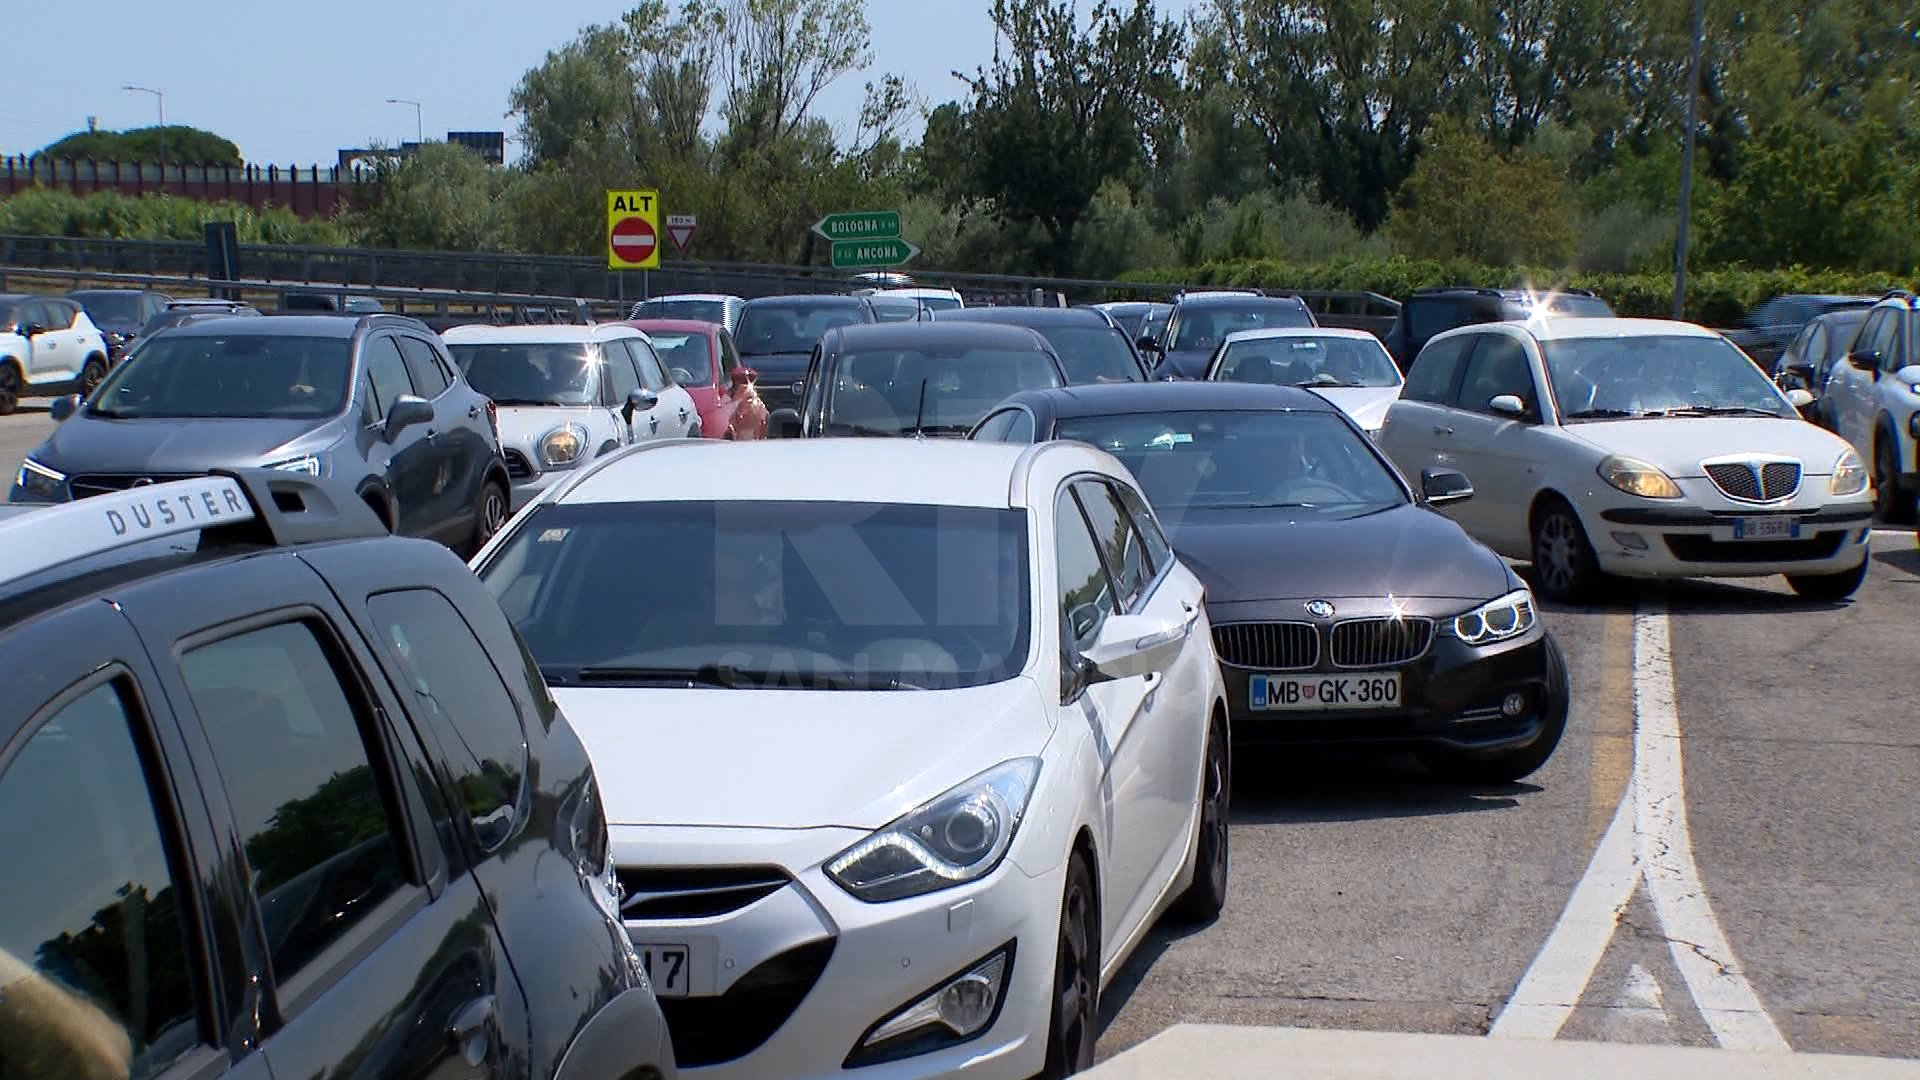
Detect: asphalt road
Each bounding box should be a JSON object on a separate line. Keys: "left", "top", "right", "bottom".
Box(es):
{"left": 1, "top": 410, "right": 1913, "bottom": 1062}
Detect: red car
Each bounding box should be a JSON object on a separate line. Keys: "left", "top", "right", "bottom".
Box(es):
{"left": 625, "top": 318, "right": 769, "bottom": 439}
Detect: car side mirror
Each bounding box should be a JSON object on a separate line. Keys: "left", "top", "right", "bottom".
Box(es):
{"left": 49, "top": 394, "right": 80, "bottom": 422}
{"left": 1847, "top": 349, "right": 1879, "bottom": 372}
{"left": 383, "top": 394, "right": 434, "bottom": 440}
{"left": 1420, "top": 467, "right": 1474, "bottom": 506}
{"left": 1085, "top": 612, "right": 1192, "bottom": 685}
{"left": 20, "top": 323, "right": 43, "bottom": 338}
{"left": 1136, "top": 335, "right": 1159, "bottom": 354}
{"left": 1488, "top": 394, "right": 1529, "bottom": 419}
{"left": 731, "top": 367, "right": 756, "bottom": 388}
{"left": 1784, "top": 387, "right": 1814, "bottom": 409}
{"left": 624, "top": 387, "right": 658, "bottom": 423}
{"left": 768, "top": 407, "right": 803, "bottom": 439}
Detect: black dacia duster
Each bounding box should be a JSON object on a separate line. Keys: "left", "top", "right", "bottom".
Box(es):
{"left": 0, "top": 468, "right": 674, "bottom": 1080}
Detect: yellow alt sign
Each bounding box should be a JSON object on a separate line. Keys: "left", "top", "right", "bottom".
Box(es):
{"left": 607, "top": 189, "right": 662, "bottom": 269}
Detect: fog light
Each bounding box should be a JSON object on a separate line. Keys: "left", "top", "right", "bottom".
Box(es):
{"left": 848, "top": 943, "right": 1014, "bottom": 1067}
{"left": 1610, "top": 531, "right": 1649, "bottom": 551}
{"left": 1502, "top": 692, "right": 1527, "bottom": 718}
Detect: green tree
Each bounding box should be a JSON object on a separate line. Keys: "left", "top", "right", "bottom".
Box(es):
{"left": 41, "top": 126, "right": 242, "bottom": 166}
{"left": 354, "top": 142, "right": 515, "bottom": 252}
{"left": 1384, "top": 116, "right": 1577, "bottom": 266}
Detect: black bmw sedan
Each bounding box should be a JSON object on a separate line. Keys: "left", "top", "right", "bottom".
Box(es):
{"left": 969, "top": 382, "right": 1571, "bottom": 783}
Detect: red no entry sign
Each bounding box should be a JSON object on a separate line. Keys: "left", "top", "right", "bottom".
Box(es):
{"left": 607, "top": 189, "right": 662, "bottom": 269}
{"left": 611, "top": 216, "right": 657, "bottom": 263}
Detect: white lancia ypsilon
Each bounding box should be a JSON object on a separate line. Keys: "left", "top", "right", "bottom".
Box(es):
{"left": 470, "top": 438, "right": 1230, "bottom": 1079}
{"left": 1376, "top": 317, "right": 1875, "bottom": 602}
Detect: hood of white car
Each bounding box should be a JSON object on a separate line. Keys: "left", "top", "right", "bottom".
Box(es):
{"left": 496, "top": 405, "right": 599, "bottom": 453}
{"left": 1306, "top": 386, "right": 1401, "bottom": 431}
{"left": 1562, "top": 417, "right": 1853, "bottom": 476}
{"left": 554, "top": 678, "right": 1053, "bottom": 831}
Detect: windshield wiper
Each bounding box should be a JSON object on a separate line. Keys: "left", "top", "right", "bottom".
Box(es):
{"left": 1563, "top": 407, "right": 1639, "bottom": 419}
{"left": 1641, "top": 405, "right": 1781, "bottom": 418}
{"left": 1294, "top": 379, "right": 1366, "bottom": 388}
{"left": 485, "top": 397, "right": 564, "bottom": 407}
{"left": 570, "top": 663, "right": 859, "bottom": 690}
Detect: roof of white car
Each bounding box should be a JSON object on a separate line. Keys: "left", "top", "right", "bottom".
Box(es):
{"left": 1222, "top": 326, "right": 1386, "bottom": 344}
{"left": 1452, "top": 316, "right": 1719, "bottom": 343}
{"left": 439, "top": 323, "right": 645, "bottom": 343}
{"left": 878, "top": 287, "right": 963, "bottom": 299}
{"left": 642, "top": 293, "right": 739, "bottom": 303}
{"left": 557, "top": 438, "right": 1094, "bottom": 510}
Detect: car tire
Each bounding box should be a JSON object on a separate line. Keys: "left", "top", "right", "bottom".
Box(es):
{"left": 1038, "top": 853, "right": 1100, "bottom": 1079}
{"left": 466, "top": 477, "right": 509, "bottom": 557}
{"left": 1169, "top": 714, "right": 1229, "bottom": 923}
{"left": 1873, "top": 433, "right": 1916, "bottom": 524}
{"left": 1419, "top": 640, "right": 1571, "bottom": 785}
{"left": 0, "top": 363, "right": 19, "bottom": 416}
{"left": 1786, "top": 556, "right": 1868, "bottom": 602}
{"left": 1530, "top": 499, "right": 1603, "bottom": 603}
{"left": 78, "top": 356, "right": 107, "bottom": 397}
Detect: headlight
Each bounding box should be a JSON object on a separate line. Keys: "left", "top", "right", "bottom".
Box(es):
{"left": 15, "top": 457, "right": 66, "bottom": 499}
{"left": 540, "top": 423, "right": 587, "bottom": 467}
{"left": 1452, "top": 587, "right": 1537, "bottom": 645}
{"left": 826, "top": 758, "right": 1039, "bottom": 903}
{"left": 1829, "top": 449, "right": 1868, "bottom": 496}
{"left": 263, "top": 453, "right": 323, "bottom": 476}
{"left": 1598, "top": 455, "right": 1682, "bottom": 499}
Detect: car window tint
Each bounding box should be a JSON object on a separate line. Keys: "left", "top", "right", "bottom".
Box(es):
{"left": 365, "top": 590, "right": 529, "bottom": 853}
{"left": 1112, "top": 480, "right": 1172, "bottom": 576}
{"left": 1074, "top": 479, "right": 1150, "bottom": 611}
{"left": 1401, "top": 335, "right": 1470, "bottom": 403}
{"left": 396, "top": 337, "right": 451, "bottom": 398}
{"left": 601, "top": 341, "right": 643, "bottom": 404}
{"left": 0, "top": 680, "right": 199, "bottom": 1080}
{"left": 1055, "top": 492, "right": 1116, "bottom": 679}
{"left": 972, "top": 410, "right": 1018, "bottom": 442}
{"left": 1457, "top": 335, "right": 1535, "bottom": 413}
{"left": 181, "top": 621, "right": 406, "bottom": 981}
{"left": 362, "top": 336, "right": 415, "bottom": 415}
{"left": 630, "top": 340, "right": 670, "bottom": 390}
{"left": 717, "top": 332, "right": 739, "bottom": 377}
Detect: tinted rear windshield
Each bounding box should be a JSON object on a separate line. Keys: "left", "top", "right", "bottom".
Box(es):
{"left": 736, "top": 303, "right": 869, "bottom": 355}
{"left": 1171, "top": 303, "right": 1314, "bottom": 351}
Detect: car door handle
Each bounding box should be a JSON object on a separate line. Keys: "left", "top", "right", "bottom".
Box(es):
{"left": 448, "top": 994, "right": 496, "bottom": 1067}
{"left": 468, "top": 404, "right": 481, "bottom": 419}
{"left": 425, "top": 428, "right": 439, "bottom": 441}
{"left": 1432, "top": 425, "right": 1454, "bottom": 436}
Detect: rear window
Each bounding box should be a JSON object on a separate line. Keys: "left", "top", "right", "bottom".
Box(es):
{"left": 1171, "top": 302, "right": 1315, "bottom": 351}
{"left": 736, "top": 302, "right": 869, "bottom": 356}
{"left": 826, "top": 346, "right": 1065, "bottom": 435}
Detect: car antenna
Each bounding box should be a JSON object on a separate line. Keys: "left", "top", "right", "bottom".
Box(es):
{"left": 912, "top": 377, "right": 929, "bottom": 439}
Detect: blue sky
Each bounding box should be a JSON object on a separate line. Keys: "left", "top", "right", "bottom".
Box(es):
{"left": 3, "top": 0, "right": 1204, "bottom": 166}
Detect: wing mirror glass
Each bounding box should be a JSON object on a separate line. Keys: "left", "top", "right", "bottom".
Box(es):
{"left": 383, "top": 395, "right": 433, "bottom": 440}
{"left": 1420, "top": 467, "right": 1474, "bottom": 506}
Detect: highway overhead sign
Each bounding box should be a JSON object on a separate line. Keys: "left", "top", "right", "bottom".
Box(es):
{"left": 812, "top": 211, "right": 902, "bottom": 244}
{"left": 666, "top": 214, "right": 697, "bottom": 254}
{"left": 830, "top": 238, "right": 921, "bottom": 270}
{"left": 607, "top": 190, "right": 661, "bottom": 269}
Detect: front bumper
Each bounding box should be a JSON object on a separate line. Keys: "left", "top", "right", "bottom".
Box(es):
{"left": 1582, "top": 480, "right": 1874, "bottom": 579}
{"left": 608, "top": 825, "right": 1056, "bottom": 1080}
{"left": 1208, "top": 603, "right": 1566, "bottom": 753}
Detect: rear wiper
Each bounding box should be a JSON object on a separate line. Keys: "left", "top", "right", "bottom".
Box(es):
{"left": 570, "top": 664, "right": 858, "bottom": 690}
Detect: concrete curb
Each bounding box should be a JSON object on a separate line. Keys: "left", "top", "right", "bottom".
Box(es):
{"left": 1086, "top": 1026, "right": 1920, "bottom": 1079}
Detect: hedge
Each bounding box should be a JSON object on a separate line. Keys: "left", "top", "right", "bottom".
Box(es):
{"left": 1117, "top": 255, "right": 1916, "bottom": 327}
{"left": 0, "top": 188, "right": 353, "bottom": 247}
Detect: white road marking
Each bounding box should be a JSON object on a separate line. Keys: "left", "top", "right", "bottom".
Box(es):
{"left": 1633, "top": 603, "right": 1790, "bottom": 1051}
{"left": 1492, "top": 596, "right": 1789, "bottom": 1050}
{"left": 1615, "top": 962, "right": 1669, "bottom": 1025}
{"left": 1870, "top": 528, "right": 1913, "bottom": 540}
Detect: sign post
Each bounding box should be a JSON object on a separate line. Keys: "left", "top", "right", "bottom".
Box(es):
{"left": 810, "top": 210, "right": 917, "bottom": 271}
{"left": 666, "top": 214, "right": 698, "bottom": 255}
{"left": 607, "top": 190, "right": 662, "bottom": 270}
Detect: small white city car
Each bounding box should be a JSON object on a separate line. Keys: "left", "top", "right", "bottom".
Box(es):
{"left": 1377, "top": 317, "right": 1876, "bottom": 602}
{"left": 470, "top": 438, "right": 1230, "bottom": 1079}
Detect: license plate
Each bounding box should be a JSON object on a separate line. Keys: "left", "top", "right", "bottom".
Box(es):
{"left": 1732, "top": 515, "right": 1799, "bottom": 540}
{"left": 637, "top": 944, "right": 690, "bottom": 997}
{"left": 1250, "top": 672, "right": 1402, "bottom": 711}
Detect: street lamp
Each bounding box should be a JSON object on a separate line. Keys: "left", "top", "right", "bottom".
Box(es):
{"left": 1672, "top": 0, "right": 1705, "bottom": 319}
{"left": 121, "top": 84, "right": 166, "bottom": 168}
{"left": 386, "top": 98, "right": 424, "bottom": 145}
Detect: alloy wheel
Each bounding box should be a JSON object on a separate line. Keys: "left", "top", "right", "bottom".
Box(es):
{"left": 1051, "top": 864, "right": 1099, "bottom": 1074}
{"left": 1198, "top": 730, "right": 1229, "bottom": 898}
{"left": 1536, "top": 514, "right": 1579, "bottom": 594}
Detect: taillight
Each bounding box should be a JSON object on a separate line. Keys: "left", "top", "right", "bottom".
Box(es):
{"left": 485, "top": 399, "right": 499, "bottom": 442}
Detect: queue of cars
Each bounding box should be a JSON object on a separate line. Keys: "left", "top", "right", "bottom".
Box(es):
{"left": 4, "top": 277, "right": 1913, "bottom": 1080}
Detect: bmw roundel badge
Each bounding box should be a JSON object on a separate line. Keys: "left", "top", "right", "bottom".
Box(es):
{"left": 1305, "top": 599, "right": 1336, "bottom": 619}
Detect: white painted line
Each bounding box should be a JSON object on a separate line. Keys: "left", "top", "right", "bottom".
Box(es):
{"left": 1613, "top": 962, "right": 1670, "bottom": 1027}
{"left": 1870, "top": 528, "right": 1913, "bottom": 540}
{"left": 1489, "top": 783, "right": 1641, "bottom": 1039}
{"left": 1632, "top": 601, "right": 1791, "bottom": 1051}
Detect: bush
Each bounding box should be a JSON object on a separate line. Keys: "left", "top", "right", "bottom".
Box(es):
{"left": 0, "top": 188, "right": 353, "bottom": 245}
{"left": 1117, "top": 256, "right": 1914, "bottom": 326}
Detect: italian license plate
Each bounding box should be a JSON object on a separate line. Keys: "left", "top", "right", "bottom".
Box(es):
{"left": 1251, "top": 672, "right": 1402, "bottom": 711}
{"left": 1732, "top": 515, "right": 1799, "bottom": 540}
{"left": 636, "top": 944, "right": 690, "bottom": 997}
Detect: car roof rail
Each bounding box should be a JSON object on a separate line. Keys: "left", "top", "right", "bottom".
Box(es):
{"left": 1881, "top": 288, "right": 1917, "bottom": 303}
{"left": 0, "top": 469, "right": 389, "bottom": 593}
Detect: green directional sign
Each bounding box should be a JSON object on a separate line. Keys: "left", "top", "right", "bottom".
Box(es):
{"left": 813, "top": 211, "right": 902, "bottom": 243}
{"left": 830, "top": 238, "right": 920, "bottom": 270}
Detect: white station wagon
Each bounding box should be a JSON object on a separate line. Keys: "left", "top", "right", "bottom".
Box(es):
{"left": 1377, "top": 317, "right": 1875, "bottom": 602}
{"left": 471, "top": 438, "right": 1230, "bottom": 1079}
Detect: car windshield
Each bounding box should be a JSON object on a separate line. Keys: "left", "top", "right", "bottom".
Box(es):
{"left": 635, "top": 298, "right": 726, "bottom": 325}
{"left": 88, "top": 335, "right": 351, "bottom": 420}
{"left": 736, "top": 302, "right": 867, "bottom": 355}
{"left": 825, "top": 346, "right": 1065, "bottom": 435}
{"left": 1544, "top": 335, "right": 1795, "bottom": 420}
{"left": 448, "top": 343, "right": 600, "bottom": 406}
{"left": 1054, "top": 410, "right": 1407, "bottom": 520}
{"left": 646, "top": 332, "right": 715, "bottom": 384}
{"left": 71, "top": 293, "right": 144, "bottom": 325}
{"left": 1171, "top": 303, "right": 1314, "bottom": 351}
{"left": 479, "top": 500, "right": 1031, "bottom": 690}
{"left": 1038, "top": 326, "right": 1144, "bottom": 383}
{"left": 1141, "top": 306, "right": 1171, "bottom": 343}
{"left": 1213, "top": 335, "right": 1401, "bottom": 388}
